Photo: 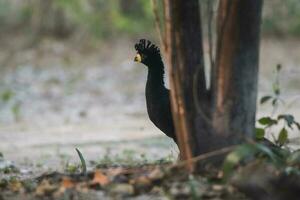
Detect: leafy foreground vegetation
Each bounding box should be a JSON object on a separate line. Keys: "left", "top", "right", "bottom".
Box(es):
{"left": 1, "top": 140, "right": 300, "bottom": 200}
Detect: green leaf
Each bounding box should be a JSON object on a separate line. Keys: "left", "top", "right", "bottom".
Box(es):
{"left": 278, "top": 128, "right": 288, "bottom": 146}
{"left": 255, "top": 128, "right": 265, "bottom": 140}
{"left": 75, "top": 148, "right": 87, "bottom": 175}
{"left": 295, "top": 122, "right": 300, "bottom": 130}
{"left": 254, "top": 143, "right": 282, "bottom": 164}
{"left": 260, "top": 96, "right": 273, "bottom": 105}
{"left": 258, "top": 117, "right": 276, "bottom": 126}
{"left": 1, "top": 90, "right": 14, "bottom": 102}
{"left": 65, "top": 164, "right": 78, "bottom": 174}
{"left": 284, "top": 167, "right": 300, "bottom": 176}
{"left": 278, "top": 114, "right": 295, "bottom": 128}
{"left": 223, "top": 144, "right": 257, "bottom": 179}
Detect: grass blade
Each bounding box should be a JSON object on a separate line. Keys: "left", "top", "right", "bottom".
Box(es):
{"left": 75, "top": 148, "right": 87, "bottom": 175}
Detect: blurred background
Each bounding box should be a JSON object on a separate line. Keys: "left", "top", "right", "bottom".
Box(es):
{"left": 0, "top": 0, "right": 299, "bottom": 171}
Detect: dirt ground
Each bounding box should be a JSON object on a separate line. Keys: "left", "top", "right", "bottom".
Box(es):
{"left": 0, "top": 37, "right": 299, "bottom": 175}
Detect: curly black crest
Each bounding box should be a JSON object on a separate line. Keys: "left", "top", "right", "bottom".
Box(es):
{"left": 135, "top": 39, "right": 160, "bottom": 57}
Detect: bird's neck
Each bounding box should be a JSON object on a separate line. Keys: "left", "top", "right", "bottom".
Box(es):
{"left": 146, "top": 59, "right": 165, "bottom": 89}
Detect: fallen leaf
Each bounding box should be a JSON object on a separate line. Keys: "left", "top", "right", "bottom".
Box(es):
{"left": 107, "top": 167, "right": 124, "bottom": 177}
{"left": 148, "top": 168, "right": 164, "bottom": 181}
{"left": 130, "top": 176, "right": 151, "bottom": 187}
{"left": 61, "top": 177, "right": 75, "bottom": 189}
{"left": 53, "top": 177, "right": 76, "bottom": 198}
{"left": 75, "top": 182, "right": 89, "bottom": 193}
{"left": 8, "top": 180, "right": 23, "bottom": 193}
{"left": 91, "top": 170, "right": 109, "bottom": 186}
{"left": 109, "top": 183, "right": 134, "bottom": 195}
{"left": 150, "top": 186, "right": 164, "bottom": 195}
{"left": 35, "top": 180, "right": 57, "bottom": 196}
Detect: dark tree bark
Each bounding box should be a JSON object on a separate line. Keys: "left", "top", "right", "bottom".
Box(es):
{"left": 160, "top": 0, "right": 263, "bottom": 171}
{"left": 212, "top": 0, "right": 263, "bottom": 142}
{"left": 163, "top": 0, "right": 209, "bottom": 171}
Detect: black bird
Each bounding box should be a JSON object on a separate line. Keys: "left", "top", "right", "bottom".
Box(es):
{"left": 134, "top": 39, "right": 177, "bottom": 144}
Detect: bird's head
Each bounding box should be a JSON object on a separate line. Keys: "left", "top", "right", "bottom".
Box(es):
{"left": 134, "top": 39, "right": 161, "bottom": 66}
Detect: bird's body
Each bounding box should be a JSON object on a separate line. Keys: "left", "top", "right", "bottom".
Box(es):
{"left": 134, "top": 39, "right": 177, "bottom": 143}
{"left": 145, "top": 60, "right": 176, "bottom": 143}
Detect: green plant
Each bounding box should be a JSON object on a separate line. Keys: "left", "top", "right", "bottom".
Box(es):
{"left": 256, "top": 64, "right": 300, "bottom": 146}
{"left": 65, "top": 163, "right": 80, "bottom": 174}
{"left": 1, "top": 89, "right": 14, "bottom": 102}
{"left": 223, "top": 65, "right": 300, "bottom": 183}
{"left": 222, "top": 142, "right": 284, "bottom": 179}
{"left": 75, "top": 148, "right": 87, "bottom": 175}
{"left": 0, "top": 89, "right": 22, "bottom": 122}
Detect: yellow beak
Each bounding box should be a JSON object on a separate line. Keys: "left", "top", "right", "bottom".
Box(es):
{"left": 134, "top": 53, "right": 142, "bottom": 62}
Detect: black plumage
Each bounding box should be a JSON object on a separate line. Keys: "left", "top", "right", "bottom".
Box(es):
{"left": 134, "top": 39, "right": 177, "bottom": 143}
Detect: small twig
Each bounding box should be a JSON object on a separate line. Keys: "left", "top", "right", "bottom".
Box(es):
{"left": 174, "top": 145, "right": 237, "bottom": 169}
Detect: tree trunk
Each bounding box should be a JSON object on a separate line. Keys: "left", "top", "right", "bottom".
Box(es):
{"left": 162, "top": 0, "right": 263, "bottom": 171}
{"left": 163, "top": 0, "right": 207, "bottom": 171}
{"left": 212, "top": 0, "right": 263, "bottom": 143}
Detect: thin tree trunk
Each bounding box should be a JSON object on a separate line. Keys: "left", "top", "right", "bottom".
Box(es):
{"left": 164, "top": 0, "right": 207, "bottom": 172}
{"left": 164, "top": 0, "right": 193, "bottom": 170}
